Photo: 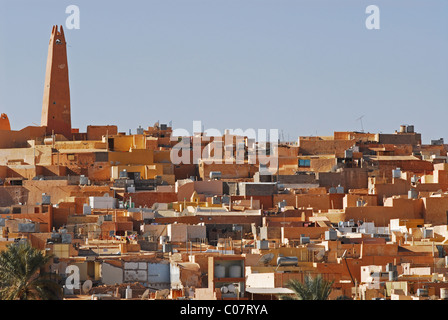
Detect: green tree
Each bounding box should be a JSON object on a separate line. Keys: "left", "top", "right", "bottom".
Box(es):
{"left": 279, "top": 274, "right": 334, "bottom": 300}
{"left": 0, "top": 241, "right": 62, "bottom": 300}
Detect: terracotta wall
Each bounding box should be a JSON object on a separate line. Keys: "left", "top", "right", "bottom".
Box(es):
{"left": 274, "top": 193, "right": 331, "bottom": 211}
{"left": 199, "top": 162, "right": 258, "bottom": 180}
{"left": 283, "top": 226, "right": 329, "bottom": 240}
{"left": 0, "top": 186, "right": 29, "bottom": 206}
{"left": 0, "top": 126, "right": 46, "bottom": 149}
{"left": 298, "top": 139, "right": 355, "bottom": 156}
{"left": 123, "top": 191, "right": 178, "bottom": 208}
{"left": 423, "top": 197, "right": 448, "bottom": 225}
{"left": 344, "top": 205, "right": 423, "bottom": 227}
{"left": 87, "top": 125, "right": 118, "bottom": 140}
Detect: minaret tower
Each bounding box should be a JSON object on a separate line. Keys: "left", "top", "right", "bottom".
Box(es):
{"left": 41, "top": 25, "right": 72, "bottom": 138}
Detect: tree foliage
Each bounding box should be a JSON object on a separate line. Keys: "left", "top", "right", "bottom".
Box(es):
{"left": 279, "top": 274, "right": 334, "bottom": 300}
{"left": 0, "top": 241, "right": 62, "bottom": 300}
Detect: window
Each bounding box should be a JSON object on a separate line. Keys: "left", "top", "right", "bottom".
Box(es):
{"left": 12, "top": 207, "right": 21, "bottom": 214}
{"left": 299, "top": 159, "right": 311, "bottom": 167}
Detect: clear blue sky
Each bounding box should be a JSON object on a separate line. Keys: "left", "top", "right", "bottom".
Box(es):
{"left": 0, "top": 0, "right": 447, "bottom": 143}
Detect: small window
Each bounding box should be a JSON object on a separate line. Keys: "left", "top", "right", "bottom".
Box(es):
{"left": 299, "top": 159, "right": 311, "bottom": 167}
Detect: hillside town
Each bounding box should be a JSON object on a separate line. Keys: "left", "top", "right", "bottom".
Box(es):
{"left": 0, "top": 25, "right": 447, "bottom": 301}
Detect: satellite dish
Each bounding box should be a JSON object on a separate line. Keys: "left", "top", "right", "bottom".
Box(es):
{"left": 257, "top": 253, "right": 274, "bottom": 266}
{"left": 315, "top": 250, "right": 325, "bottom": 261}
{"left": 82, "top": 280, "right": 93, "bottom": 294}
{"left": 155, "top": 289, "right": 170, "bottom": 300}
{"left": 171, "top": 253, "right": 182, "bottom": 262}
{"left": 141, "top": 289, "right": 150, "bottom": 300}
{"left": 227, "top": 284, "right": 236, "bottom": 293}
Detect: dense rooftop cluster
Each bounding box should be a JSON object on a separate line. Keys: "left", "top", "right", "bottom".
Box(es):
{"left": 1, "top": 25, "right": 447, "bottom": 301}
{"left": 0, "top": 120, "right": 447, "bottom": 300}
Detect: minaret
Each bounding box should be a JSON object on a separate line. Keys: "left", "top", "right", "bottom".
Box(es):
{"left": 41, "top": 25, "right": 72, "bottom": 138}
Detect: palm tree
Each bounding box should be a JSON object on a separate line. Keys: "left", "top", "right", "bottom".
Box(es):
{"left": 0, "top": 241, "right": 62, "bottom": 300}
{"left": 279, "top": 274, "right": 334, "bottom": 300}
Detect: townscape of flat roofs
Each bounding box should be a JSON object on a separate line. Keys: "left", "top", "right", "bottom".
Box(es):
{"left": 0, "top": 25, "right": 447, "bottom": 301}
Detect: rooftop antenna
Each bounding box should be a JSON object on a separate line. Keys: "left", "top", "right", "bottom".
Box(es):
{"left": 356, "top": 115, "right": 365, "bottom": 133}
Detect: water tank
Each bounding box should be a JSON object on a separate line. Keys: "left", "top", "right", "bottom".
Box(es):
{"left": 431, "top": 138, "right": 444, "bottom": 146}
{"left": 344, "top": 149, "right": 353, "bottom": 158}
{"left": 336, "top": 186, "right": 344, "bottom": 194}
{"left": 220, "top": 286, "right": 228, "bottom": 294}
{"left": 229, "top": 265, "right": 242, "bottom": 278}
{"left": 214, "top": 264, "right": 226, "bottom": 278}
{"left": 159, "top": 236, "right": 169, "bottom": 245}
{"left": 125, "top": 286, "right": 132, "bottom": 299}
{"left": 42, "top": 193, "right": 51, "bottom": 205}
{"left": 136, "top": 126, "right": 144, "bottom": 135}
{"left": 388, "top": 271, "right": 397, "bottom": 281}
{"left": 408, "top": 188, "right": 418, "bottom": 199}
{"left": 277, "top": 256, "right": 298, "bottom": 267}
{"left": 61, "top": 233, "right": 72, "bottom": 244}
{"left": 300, "top": 236, "right": 310, "bottom": 245}
{"left": 422, "top": 228, "right": 433, "bottom": 239}
{"left": 119, "top": 170, "right": 128, "bottom": 178}
{"left": 440, "top": 288, "right": 448, "bottom": 300}
{"left": 325, "top": 229, "right": 337, "bottom": 241}
{"left": 162, "top": 243, "right": 172, "bottom": 253}
{"left": 83, "top": 204, "right": 91, "bottom": 215}
{"left": 44, "top": 137, "right": 54, "bottom": 145}
{"left": 329, "top": 187, "right": 336, "bottom": 194}
{"left": 392, "top": 168, "right": 401, "bottom": 179}
{"left": 417, "top": 288, "right": 428, "bottom": 297}
{"left": 227, "top": 284, "right": 236, "bottom": 293}
{"left": 406, "top": 125, "right": 414, "bottom": 133}
{"left": 50, "top": 232, "right": 61, "bottom": 240}
{"left": 79, "top": 175, "right": 88, "bottom": 185}
{"left": 209, "top": 171, "right": 222, "bottom": 180}
{"left": 256, "top": 240, "right": 269, "bottom": 249}
{"left": 386, "top": 263, "right": 394, "bottom": 272}
{"left": 221, "top": 196, "right": 230, "bottom": 204}
{"left": 399, "top": 125, "right": 406, "bottom": 133}
{"left": 127, "top": 185, "right": 136, "bottom": 193}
